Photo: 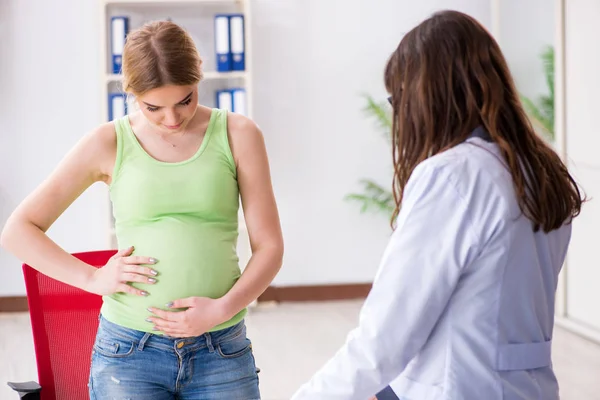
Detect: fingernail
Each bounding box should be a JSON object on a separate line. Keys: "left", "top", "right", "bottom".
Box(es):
{"left": 147, "top": 307, "right": 153, "bottom": 313}
{"left": 150, "top": 270, "right": 158, "bottom": 276}
{"left": 166, "top": 302, "right": 174, "bottom": 308}
{"left": 141, "top": 291, "right": 149, "bottom": 296}
{"left": 153, "top": 327, "right": 159, "bottom": 331}
{"left": 148, "top": 278, "right": 157, "bottom": 283}
{"left": 145, "top": 318, "right": 152, "bottom": 323}
{"left": 149, "top": 258, "right": 157, "bottom": 264}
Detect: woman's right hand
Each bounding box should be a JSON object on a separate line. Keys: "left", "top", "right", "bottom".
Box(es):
{"left": 85, "top": 246, "right": 158, "bottom": 296}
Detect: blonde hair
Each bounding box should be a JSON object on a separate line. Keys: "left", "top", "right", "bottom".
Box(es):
{"left": 122, "top": 20, "right": 203, "bottom": 96}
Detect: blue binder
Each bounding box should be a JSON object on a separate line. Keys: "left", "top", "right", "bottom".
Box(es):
{"left": 216, "top": 90, "right": 233, "bottom": 111}
{"left": 214, "top": 15, "right": 231, "bottom": 72}
{"left": 108, "top": 93, "right": 127, "bottom": 121}
{"left": 229, "top": 14, "right": 245, "bottom": 71}
{"left": 231, "top": 88, "right": 247, "bottom": 116}
{"left": 111, "top": 16, "right": 129, "bottom": 74}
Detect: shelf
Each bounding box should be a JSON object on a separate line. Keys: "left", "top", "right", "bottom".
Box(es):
{"left": 204, "top": 71, "right": 248, "bottom": 80}
{"left": 106, "top": 71, "right": 247, "bottom": 83}
{"left": 106, "top": 74, "right": 122, "bottom": 82}
{"left": 103, "top": 0, "right": 244, "bottom": 5}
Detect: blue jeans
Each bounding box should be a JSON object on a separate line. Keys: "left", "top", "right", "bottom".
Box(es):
{"left": 89, "top": 315, "right": 260, "bottom": 400}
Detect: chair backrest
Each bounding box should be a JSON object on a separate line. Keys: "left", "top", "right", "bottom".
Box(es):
{"left": 22, "top": 250, "right": 116, "bottom": 400}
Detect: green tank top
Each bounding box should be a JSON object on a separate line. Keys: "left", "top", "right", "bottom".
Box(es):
{"left": 101, "top": 108, "right": 246, "bottom": 333}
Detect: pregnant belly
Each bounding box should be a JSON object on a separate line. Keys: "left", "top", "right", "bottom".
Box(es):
{"left": 102, "top": 226, "right": 241, "bottom": 330}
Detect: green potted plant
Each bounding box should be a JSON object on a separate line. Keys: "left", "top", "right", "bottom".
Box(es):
{"left": 520, "top": 45, "right": 555, "bottom": 142}
{"left": 344, "top": 95, "right": 395, "bottom": 217}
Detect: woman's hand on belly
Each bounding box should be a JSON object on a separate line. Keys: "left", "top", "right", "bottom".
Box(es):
{"left": 86, "top": 246, "right": 158, "bottom": 296}
{"left": 146, "top": 296, "right": 229, "bottom": 337}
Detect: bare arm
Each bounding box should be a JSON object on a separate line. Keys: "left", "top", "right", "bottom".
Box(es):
{"left": 1, "top": 123, "right": 116, "bottom": 291}
{"left": 221, "top": 114, "right": 284, "bottom": 317}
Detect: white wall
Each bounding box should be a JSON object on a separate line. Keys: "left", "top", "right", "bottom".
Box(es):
{"left": 0, "top": 0, "right": 492, "bottom": 295}
{"left": 252, "top": 0, "right": 492, "bottom": 285}
{"left": 0, "top": 0, "right": 109, "bottom": 296}
{"left": 496, "top": 0, "right": 555, "bottom": 104}
{"left": 563, "top": 0, "right": 600, "bottom": 333}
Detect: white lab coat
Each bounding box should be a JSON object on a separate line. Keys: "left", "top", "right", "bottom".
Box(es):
{"left": 292, "top": 129, "right": 570, "bottom": 400}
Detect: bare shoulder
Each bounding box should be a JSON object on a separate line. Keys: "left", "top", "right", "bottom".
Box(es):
{"left": 76, "top": 121, "right": 118, "bottom": 181}
{"left": 227, "top": 112, "right": 263, "bottom": 141}
{"left": 226, "top": 112, "right": 265, "bottom": 161}
{"left": 86, "top": 121, "right": 117, "bottom": 148}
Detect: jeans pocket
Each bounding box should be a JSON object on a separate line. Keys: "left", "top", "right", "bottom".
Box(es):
{"left": 216, "top": 333, "right": 253, "bottom": 359}
{"left": 93, "top": 335, "right": 135, "bottom": 359}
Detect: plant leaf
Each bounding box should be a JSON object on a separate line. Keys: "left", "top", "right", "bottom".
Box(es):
{"left": 520, "top": 94, "right": 553, "bottom": 141}
{"left": 344, "top": 179, "right": 395, "bottom": 215}
{"left": 361, "top": 94, "right": 392, "bottom": 138}
{"left": 542, "top": 46, "right": 554, "bottom": 100}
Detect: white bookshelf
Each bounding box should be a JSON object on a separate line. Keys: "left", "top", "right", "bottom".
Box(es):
{"left": 99, "top": 0, "right": 254, "bottom": 128}
{"left": 99, "top": 0, "right": 253, "bottom": 270}
{"left": 105, "top": 71, "right": 249, "bottom": 83}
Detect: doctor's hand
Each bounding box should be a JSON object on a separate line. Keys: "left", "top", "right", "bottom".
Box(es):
{"left": 147, "top": 296, "right": 229, "bottom": 337}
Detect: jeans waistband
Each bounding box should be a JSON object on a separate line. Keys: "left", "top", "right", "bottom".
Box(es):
{"left": 97, "top": 314, "right": 246, "bottom": 352}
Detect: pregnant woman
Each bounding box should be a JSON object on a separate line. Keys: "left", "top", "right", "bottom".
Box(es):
{"left": 1, "top": 20, "right": 283, "bottom": 400}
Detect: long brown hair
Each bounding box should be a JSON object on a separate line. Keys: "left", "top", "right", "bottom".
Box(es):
{"left": 122, "top": 20, "right": 203, "bottom": 96}
{"left": 384, "top": 10, "right": 583, "bottom": 232}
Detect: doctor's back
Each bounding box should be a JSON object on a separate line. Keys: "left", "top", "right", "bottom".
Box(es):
{"left": 373, "top": 10, "right": 584, "bottom": 398}
{"left": 291, "top": 10, "right": 585, "bottom": 400}
{"left": 390, "top": 131, "right": 574, "bottom": 399}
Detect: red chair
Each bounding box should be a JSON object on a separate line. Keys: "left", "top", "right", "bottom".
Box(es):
{"left": 8, "top": 250, "right": 116, "bottom": 400}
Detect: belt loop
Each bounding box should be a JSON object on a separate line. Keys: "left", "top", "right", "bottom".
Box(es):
{"left": 205, "top": 332, "right": 214, "bottom": 353}
{"left": 138, "top": 333, "right": 151, "bottom": 351}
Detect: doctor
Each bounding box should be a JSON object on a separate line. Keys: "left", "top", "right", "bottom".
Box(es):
{"left": 292, "top": 10, "right": 583, "bottom": 400}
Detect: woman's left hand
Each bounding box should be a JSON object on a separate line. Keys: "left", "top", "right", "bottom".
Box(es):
{"left": 147, "top": 296, "right": 230, "bottom": 337}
